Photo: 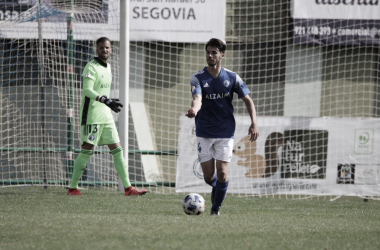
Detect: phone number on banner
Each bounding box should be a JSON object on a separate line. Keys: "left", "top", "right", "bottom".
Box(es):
{"left": 294, "top": 26, "right": 380, "bottom": 37}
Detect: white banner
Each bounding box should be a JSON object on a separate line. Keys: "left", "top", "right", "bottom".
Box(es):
{"left": 292, "top": 0, "right": 380, "bottom": 45}
{"left": 0, "top": 0, "right": 119, "bottom": 40}
{"left": 129, "top": 0, "right": 225, "bottom": 42}
{"left": 0, "top": 0, "right": 225, "bottom": 42}
{"left": 292, "top": 0, "right": 380, "bottom": 20}
{"left": 176, "top": 115, "right": 380, "bottom": 196}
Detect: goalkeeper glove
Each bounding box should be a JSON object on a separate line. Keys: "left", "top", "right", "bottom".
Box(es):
{"left": 98, "top": 95, "right": 124, "bottom": 113}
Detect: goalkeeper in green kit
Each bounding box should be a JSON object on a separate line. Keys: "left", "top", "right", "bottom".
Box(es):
{"left": 67, "top": 37, "right": 147, "bottom": 196}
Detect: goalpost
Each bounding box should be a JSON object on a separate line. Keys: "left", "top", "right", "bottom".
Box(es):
{"left": 1, "top": 0, "right": 379, "bottom": 199}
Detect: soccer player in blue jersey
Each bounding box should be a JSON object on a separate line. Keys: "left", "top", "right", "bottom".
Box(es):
{"left": 186, "top": 38, "right": 259, "bottom": 215}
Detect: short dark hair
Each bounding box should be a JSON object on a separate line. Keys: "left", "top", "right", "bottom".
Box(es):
{"left": 205, "top": 38, "right": 226, "bottom": 53}
{"left": 96, "top": 37, "right": 111, "bottom": 47}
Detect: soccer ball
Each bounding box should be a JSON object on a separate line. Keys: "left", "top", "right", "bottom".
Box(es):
{"left": 182, "top": 193, "right": 205, "bottom": 215}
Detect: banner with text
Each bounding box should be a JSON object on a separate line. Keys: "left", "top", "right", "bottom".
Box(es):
{"left": 129, "top": 0, "right": 225, "bottom": 42}
{"left": 0, "top": 0, "right": 119, "bottom": 40}
{"left": 176, "top": 115, "right": 380, "bottom": 196}
{"left": 0, "top": 0, "right": 225, "bottom": 42}
{"left": 292, "top": 0, "right": 380, "bottom": 45}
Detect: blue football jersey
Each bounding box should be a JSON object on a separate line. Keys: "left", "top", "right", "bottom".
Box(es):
{"left": 190, "top": 67, "right": 250, "bottom": 138}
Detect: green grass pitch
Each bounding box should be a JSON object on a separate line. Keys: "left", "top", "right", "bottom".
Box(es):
{"left": 0, "top": 187, "right": 379, "bottom": 250}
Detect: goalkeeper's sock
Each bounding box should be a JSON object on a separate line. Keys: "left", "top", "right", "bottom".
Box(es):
{"left": 212, "top": 180, "right": 229, "bottom": 211}
{"left": 70, "top": 149, "right": 93, "bottom": 189}
{"left": 111, "top": 147, "right": 131, "bottom": 188}
{"left": 204, "top": 173, "right": 217, "bottom": 187}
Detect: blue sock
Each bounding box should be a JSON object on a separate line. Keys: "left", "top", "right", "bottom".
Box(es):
{"left": 212, "top": 180, "right": 229, "bottom": 211}
{"left": 204, "top": 173, "right": 217, "bottom": 187}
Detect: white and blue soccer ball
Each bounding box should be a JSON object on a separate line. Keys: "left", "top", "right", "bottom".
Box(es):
{"left": 182, "top": 193, "right": 205, "bottom": 215}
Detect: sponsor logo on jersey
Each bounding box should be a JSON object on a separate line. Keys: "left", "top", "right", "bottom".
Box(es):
{"left": 85, "top": 73, "right": 91, "bottom": 78}
{"left": 89, "top": 135, "right": 95, "bottom": 141}
{"left": 191, "top": 86, "right": 195, "bottom": 93}
{"left": 204, "top": 83, "right": 210, "bottom": 88}
{"left": 100, "top": 83, "right": 110, "bottom": 88}
{"left": 205, "top": 93, "right": 230, "bottom": 99}
{"left": 223, "top": 80, "right": 230, "bottom": 87}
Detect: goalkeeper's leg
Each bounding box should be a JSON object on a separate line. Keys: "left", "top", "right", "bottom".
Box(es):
{"left": 68, "top": 149, "right": 93, "bottom": 195}
{"left": 110, "top": 146, "right": 147, "bottom": 196}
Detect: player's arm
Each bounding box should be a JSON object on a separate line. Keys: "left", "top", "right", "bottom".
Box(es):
{"left": 186, "top": 94, "right": 202, "bottom": 118}
{"left": 82, "top": 66, "right": 104, "bottom": 101}
{"left": 242, "top": 95, "right": 259, "bottom": 142}
{"left": 186, "top": 74, "right": 202, "bottom": 118}
{"left": 235, "top": 74, "right": 259, "bottom": 141}
{"left": 83, "top": 77, "right": 100, "bottom": 100}
{"left": 82, "top": 69, "right": 123, "bottom": 113}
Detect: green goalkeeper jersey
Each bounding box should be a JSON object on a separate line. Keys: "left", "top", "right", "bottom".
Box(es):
{"left": 80, "top": 57, "right": 114, "bottom": 125}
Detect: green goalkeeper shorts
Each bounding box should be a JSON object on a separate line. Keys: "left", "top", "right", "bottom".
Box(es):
{"left": 80, "top": 122, "right": 120, "bottom": 146}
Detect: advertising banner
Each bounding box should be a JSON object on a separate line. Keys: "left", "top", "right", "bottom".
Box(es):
{"left": 0, "top": 0, "right": 119, "bottom": 40}
{"left": 129, "top": 0, "right": 225, "bottom": 42}
{"left": 0, "top": 0, "right": 226, "bottom": 43}
{"left": 176, "top": 115, "right": 380, "bottom": 196}
{"left": 292, "top": 0, "right": 380, "bottom": 45}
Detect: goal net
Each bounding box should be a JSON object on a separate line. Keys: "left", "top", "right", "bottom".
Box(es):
{"left": 0, "top": 0, "right": 120, "bottom": 189}
{"left": 1, "top": 0, "right": 379, "bottom": 199}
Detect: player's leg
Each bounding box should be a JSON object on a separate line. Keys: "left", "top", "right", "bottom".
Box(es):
{"left": 211, "top": 160, "right": 229, "bottom": 214}
{"left": 198, "top": 137, "right": 215, "bottom": 183}
{"left": 68, "top": 124, "right": 99, "bottom": 195}
{"left": 200, "top": 158, "right": 217, "bottom": 204}
{"left": 108, "top": 142, "right": 147, "bottom": 196}
{"left": 67, "top": 142, "right": 94, "bottom": 195}
{"left": 201, "top": 159, "right": 217, "bottom": 186}
{"left": 210, "top": 138, "right": 234, "bottom": 215}
{"left": 197, "top": 137, "right": 217, "bottom": 205}
{"left": 102, "top": 123, "right": 147, "bottom": 196}
{"left": 108, "top": 142, "right": 131, "bottom": 188}
{"left": 108, "top": 142, "right": 130, "bottom": 187}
